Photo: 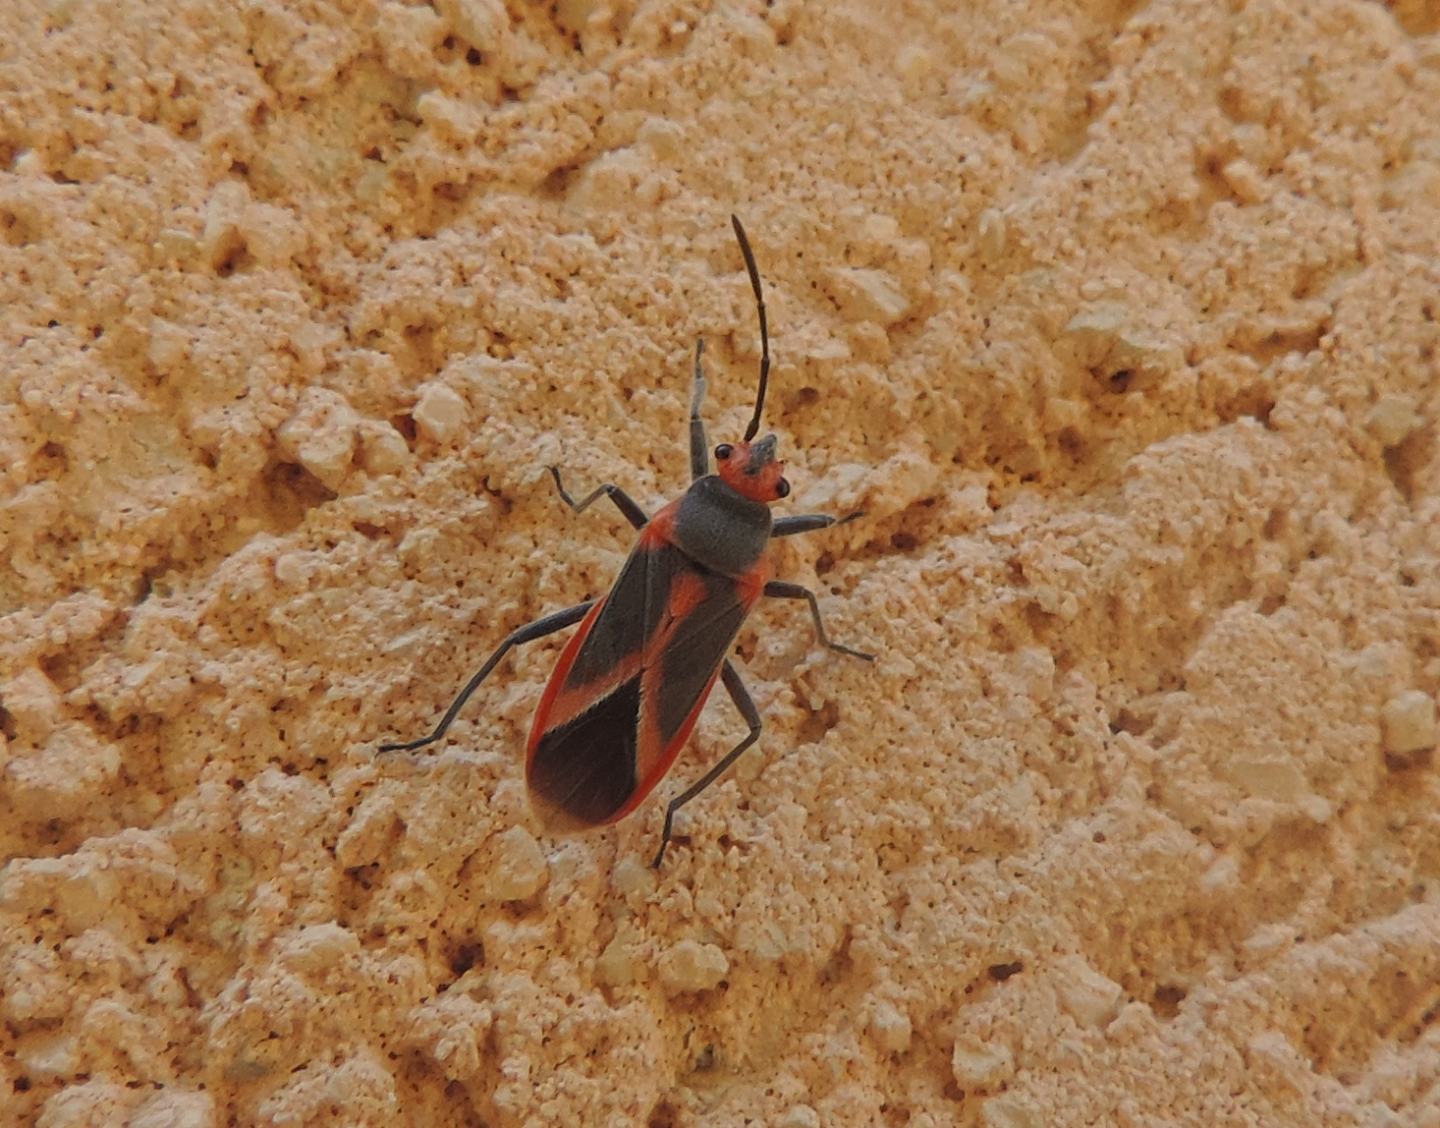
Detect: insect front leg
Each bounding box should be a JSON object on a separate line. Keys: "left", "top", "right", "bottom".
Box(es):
{"left": 771, "top": 511, "right": 864, "bottom": 538}
{"left": 379, "top": 600, "right": 594, "bottom": 754}
{"left": 547, "top": 466, "right": 649, "bottom": 530}
{"left": 689, "top": 338, "right": 709, "bottom": 481}
{"left": 653, "top": 660, "right": 762, "bottom": 868}
{"left": 763, "top": 580, "right": 874, "bottom": 661}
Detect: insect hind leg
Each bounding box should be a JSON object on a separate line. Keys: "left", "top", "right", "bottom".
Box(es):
{"left": 763, "top": 580, "right": 874, "bottom": 661}
{"left": 379, "top": 600, "right": 594, "bottom": 754}
{"left": 653, "top": 660, "right": 761, "bottom": 868}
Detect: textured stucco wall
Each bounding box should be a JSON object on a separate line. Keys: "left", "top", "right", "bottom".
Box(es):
{"left": 2, "top": 1, "right": 1438, "bottom": 1125}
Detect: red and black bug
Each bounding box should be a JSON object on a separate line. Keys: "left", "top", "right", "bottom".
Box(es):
{"left": 381, "top": 216, "right": 873, "bottom": 867}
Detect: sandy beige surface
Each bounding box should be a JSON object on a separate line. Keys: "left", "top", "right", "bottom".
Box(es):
{"left": 2, "top": 0, "right": 1439, "bottom": 1125}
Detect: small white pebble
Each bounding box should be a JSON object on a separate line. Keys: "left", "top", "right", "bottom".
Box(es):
{"left": 868, "top": 1000, "right": 912, "bottom": 1054}
{"left": 1054, "top": 955, "right": 1122, "bottom": 1028}
{"left": 610, "top": 856, "right": 655, "bottom": 896}
{"left": 201, "top": 179, "right": 250, "bottom": 270}
{"left": 147, "top": 318, "right": 189, "bottom": 369}
{"left": 1219, "top": 158, "right": 1266, "bottom": 204}
{"left": 416, "top": 92, "right": 479, "bottom": 142}
{"left": 1382, "top": 690, "right": 1436, "bottom": 757}
{"left": 278, "top": 922, "right": 361, "bottom": 974}
{"left": 1, "top": 667, "right": 62, "bottom": 734}
{"left": 358, "top": 419, "right": 412, "bottom": 476}
{"left": 951, "top": 1035, "right": 1014, "bottom": 1089}
{"left": 780, "top": 1105, "right": 820, "bottom": 1128}
{"left": 488, "top": 827, "right": 548, "bottom": 901}
{"left": 20, "top": 1035, "right": 82, "bottom": 1082}
{"left": 637, "top": 116, "right": 684, "bottom": 159}
{"left": 1242, "top": 923, "right": 1299, "bottom": 962}
{"left": 860, "top": 212, "right": 901, "bottom": 244}
{"left": 1106, "top": 1001, "right": 1157, "bottom": 1044}
{"left": 1366, "top": 394, "right": 1421, "bottom": 448}
{"left": 413, "top": 383, "right": 469, "bottom": 444}
{"left": 1200, "top": 853, "right": 1240, "bottom": 895}
{"left": 277, "top": 390, "right": 359, "bottom": 490}
{"left": 978, "top": 208, "right": 1007, "bottom": 261}
{"left": 446, "top": 0, "right": 507, "bottom": 51}
{"left": 657, "top": 939, "right": 728, "bottom": 994}
{"left": 128, "top": 1089, "right": 214, "bottom": 1128}
{"left": 823, "top": 266, "right": 910, "bottom": 325}
{"left": 1226, "top": 755, "right": 1307, "bottom": 802}
{"left": 1064, "top": 300, "right": 1127, "bottom": 345}
{"left": 694, "top": 891, "right": 723, "bottom": 918}
{"left": 894, "top": 44, "right": 933, "bottom": 86}
{"left": 596, "top": 927, "right": 641, "bottom": 987}
{"left": 981, "top": 1093, "right": 1042, "bottom": 1128}
{"left": 735, "top": 916, "right": 787, "bottom": 962}
{"left": 273, "top": 552, "right": 313, "bottom": 586}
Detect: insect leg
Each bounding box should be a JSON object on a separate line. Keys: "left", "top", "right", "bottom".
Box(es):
{"left": 689, "top": 338, "right": 708, "bottom": 482}
{"left": 763, "top": 580, "right": 875, "bottom": 661}
{"left": 771, "top": 511, "right": 864, "bottom": 538}
{"left": 653, "top": 660, "right": 762, "bottom": 869}
{"left": 379, "top": 600, "right": 594, "bottom": 754}
{"left": 547, "top": 466, "right": 649, "bottom": 530}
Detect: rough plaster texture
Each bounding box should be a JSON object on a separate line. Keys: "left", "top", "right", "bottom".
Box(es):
{"left": 1, "top": 0, "right": 1438, "bottom": 1125}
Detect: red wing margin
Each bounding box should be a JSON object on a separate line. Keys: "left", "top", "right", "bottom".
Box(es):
{"left": 526, "top": 533, "right": 760, "bottom": 830}
{"left": 644, "top": 575, "right": 748, "bottom": 765}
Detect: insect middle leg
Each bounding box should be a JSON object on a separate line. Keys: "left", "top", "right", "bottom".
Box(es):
{"left": 653, "top": 659, "right": 762, "bottom": 868}
{"left": 771, "top": 511, "right": 864, "bottom": 538}
{"left": 547, "top": 466, "right": 649, "bottom": 530}
{"left": 379, "top": 600, "right": 594, "bottom": 754}
{"left": 763, "top": 580, "right": 874, "bottom": 661}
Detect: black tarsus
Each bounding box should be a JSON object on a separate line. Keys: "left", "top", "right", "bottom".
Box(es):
{"left": 731, "top": 215, "right": 770, "bottom": 443}
{"left": 653, "top": 659, "right": 762, "bottom": 868}
{"left": 771, "top": 510, "right": 865, "bottom": 539}
{"left": 547, "top": 466, "right": 649, "bottom": 530}
{"left": 378, "top": 600, "right": 595, "bottom": 754}
{"left": 763, "top": 580, "right": 874, "bottom": 661}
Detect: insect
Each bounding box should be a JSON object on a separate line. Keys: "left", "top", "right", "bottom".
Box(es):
{"left": 381, "top": 216, "right": 873, "bottom": 867}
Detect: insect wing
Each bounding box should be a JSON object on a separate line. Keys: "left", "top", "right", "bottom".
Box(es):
{"left": 524, "top": 532, "right": 675, "bottom": 828}
{"left": 526, "top": 527, "right": 759, "bottom": 830}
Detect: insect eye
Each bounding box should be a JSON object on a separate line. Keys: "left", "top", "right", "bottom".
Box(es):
{"left": 714, "top": 443, "right": 733, "bottom": 461}
{"left": 775, "top": 478, "right": 790, "bottom": 498}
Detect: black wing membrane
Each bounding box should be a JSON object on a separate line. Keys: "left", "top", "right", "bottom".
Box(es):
{"left": 529, "top": 675, "right": 642, "bottom": 824}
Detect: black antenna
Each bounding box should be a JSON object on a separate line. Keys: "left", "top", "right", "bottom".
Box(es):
{"left": 731, "top": 214, "right": 770, "bottom": 442}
